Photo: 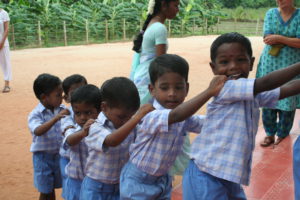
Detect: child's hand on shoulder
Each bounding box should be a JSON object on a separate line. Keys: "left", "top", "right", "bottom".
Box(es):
{"left": 82, "top": 119, "right": 96, "bottom": 137}
{"left": 208, "top": 75, "right": 227, "bottom": 96}
{"left": 133, "top": 104, "right": 155, "bottom": 119}
{"left": 56, "top": 109, "right": 70, "bottom": 120}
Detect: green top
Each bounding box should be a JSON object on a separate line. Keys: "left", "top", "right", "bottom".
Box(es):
{"left": 256, "top": 8, "right": 300, "bottom": 111}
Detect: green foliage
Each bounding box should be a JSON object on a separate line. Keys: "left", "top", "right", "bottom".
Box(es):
{"left": 1, "top": 0, "right": 224, "bottom": 48}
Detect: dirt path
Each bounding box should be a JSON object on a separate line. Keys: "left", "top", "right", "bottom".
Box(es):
{"left": 0, "top": 35, "right": 264, "bottom": 199}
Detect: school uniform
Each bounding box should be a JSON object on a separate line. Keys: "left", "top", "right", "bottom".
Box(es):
{"left": 60, "top": 106, "right": 74, "bottom": 199}
{"left": 63, "top": 124, "right": 88, "bottom": 200}
{"left": 120, "top": 100, "right": 205, "bottom": 200}
{"left": 293, "top": 136, "right": 300, "bottom": 200}
{"left": 183, "top": 78, "right": 280, "bottom": 200}
{"left": 80, "top": 112, "right": 134, "bottom": 200}
{"left": 28, "top": 103, "right": 66, "bottom": 194}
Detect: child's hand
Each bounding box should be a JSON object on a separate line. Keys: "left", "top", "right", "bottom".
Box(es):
{"left": 82, "top": 119, "right": 96, "bottom": 137}
{"left": 134, "top": 104, "right": 155, "bottom": 119}
{"left": 56, "top": 109, "right": 70, "bottom": 120}
{"left": 208, "top": 75, "right": 227, "bottom": 96}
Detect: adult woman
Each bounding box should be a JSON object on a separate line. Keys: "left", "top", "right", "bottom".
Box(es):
{"left": 0, "top": 8, "right": 11, "bottom": 93}
{"left": 130, "top": 0, "right": 179, "bottom": 105}
{"left": 257, "top": 0, "right": 300, "bottom": 147}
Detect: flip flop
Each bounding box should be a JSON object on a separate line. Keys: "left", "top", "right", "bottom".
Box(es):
{"left": 260, "top": 136, "right": 275, "bottom": 147}
{"left": 274, "top": 137, "right": 285, "bottom": 145}
{"left": 2, "top": 86, "right": 10, "bottom": 93}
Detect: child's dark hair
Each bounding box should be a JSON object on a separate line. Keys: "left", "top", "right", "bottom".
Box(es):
{"left": 100, "top": 77, "right": 140, "bottom": 111}
{"left": 149, "top": 54, "right": 189, "bottom": 85}
{"left": 71, "top": 84, "right": 102, "bottom": 111}
{"left": 132, "top": 0, "right": 177, "bottom": 53}
{"left": 33, "top": 73, "right": 61, "bottom": 100}
{"left": 62, "top": 74, "right": 87, "bottom": 94}
{"left": 210, "top": 32, "right": 253, "bottom": 62}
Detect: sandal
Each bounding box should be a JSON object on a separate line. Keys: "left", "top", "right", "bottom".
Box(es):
{"left": 274, "top": 137, "right": 285, "bottom": 145}
{"left": 2, "top": 86, "right": 10, "bottom": 93}
{"left": 260, "top": 136, "right": 275, "bottom": 147}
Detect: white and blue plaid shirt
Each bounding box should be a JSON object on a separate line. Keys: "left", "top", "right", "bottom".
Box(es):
{"left": 130, "top": 100, "right": 205, "bottom": 176}
{"left": 190, "top": 78, "right": 280, "bottom": 185}
{"left": 28, "top": 103, "right": 66, "bottom": 153}
{"left": 63, "top": 124, "right": 88, "bottom": 180}
{"left": 60, "top": 106, "right": 74, "bottom": 158}
{"left": 84, "top": 112, "right": 134, "bottom": 184}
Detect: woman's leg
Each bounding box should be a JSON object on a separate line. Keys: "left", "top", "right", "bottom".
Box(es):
{"left": 0, "top": 47, "right": 12, "bottom": 92}
{"left": 260, "top": 108, "right": 277, "bottom": 147}
{"left": 275, "top": 110, "right": 296, "bottom": 144}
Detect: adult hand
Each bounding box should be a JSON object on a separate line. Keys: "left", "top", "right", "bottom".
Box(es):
{"left": 264, "top": 34, "right": 283, "bottom": 45}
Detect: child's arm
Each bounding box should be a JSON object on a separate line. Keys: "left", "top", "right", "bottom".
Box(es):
{"left": 254, "top": 62, "right": 300, "bottom": 95}
{"left": 279, "top": 79, "right": 300, "bottom": 100}
{"left": 66, "top": 119, "right": 95, "bottom": 146}
{"left": 168, "top": 75, "right": 227, "bottom": 124}
{"left": 34, "top": 109, "right": 69, "bottom": 136}
{"left": 104, "top": 104, "right": 154, "bottom": 147}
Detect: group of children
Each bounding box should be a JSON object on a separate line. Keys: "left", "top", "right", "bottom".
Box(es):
{"left": 28, "top": 32, "right": 300, "bottom": 200}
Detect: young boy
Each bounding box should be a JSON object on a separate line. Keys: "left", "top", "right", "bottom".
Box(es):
{"left": 80, "top": 77, "right": 154, "bottom": 200}
{"left": 63, "top": 84, "right": 101, "bottom": 200}
{"left": 28, "top": 73, "right": 68, "bottom": 200}
{"left": 60, "top": 74, "right": 87, "bottom": 199}
{"left": 182, "top": 32, "right": 300, "bottom": 200}
{"left": 119, "top": 54, "right": 227, "bottom": 199}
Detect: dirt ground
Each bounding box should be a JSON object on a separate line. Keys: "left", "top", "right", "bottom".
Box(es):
{"left": 0, "top": 35, "right": 264, "bottom": 200}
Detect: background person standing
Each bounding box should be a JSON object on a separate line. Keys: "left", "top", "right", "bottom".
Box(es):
{"left": 257, "top": 0, "right": 300, "bottom": 147}
{"left": 0, "top": 8, "right": 11, "bottom": 93}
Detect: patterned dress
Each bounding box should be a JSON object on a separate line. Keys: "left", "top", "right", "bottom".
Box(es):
{"left": 256, "top": 8, "right": 300, "bottom": 111}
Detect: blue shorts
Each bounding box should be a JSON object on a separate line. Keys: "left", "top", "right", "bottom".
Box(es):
{"left": 182, "top": 160, "right": 246, "bottom": 200}
{"left": 120, "top": 162, "right": 172, "bottom": 200}
{"left": 80, "top": 176, "right": 119, "bottom": 200}
{"left": 293, "top": 136, "right": 300, "bottom": 200}
{"left": 65, "top": 177, "right": 82, "bottom": 200}
{"left": 60, "top": 156, "right": 70, "bottom": 199}
{"left": 33, "top": 152, "right": 62, "bottom": 194}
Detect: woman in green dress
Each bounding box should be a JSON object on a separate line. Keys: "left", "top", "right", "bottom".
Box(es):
{"left": 257, "top": 0, "right": 300, "bottom": 147}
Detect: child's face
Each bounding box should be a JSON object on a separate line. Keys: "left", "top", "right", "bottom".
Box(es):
{"left": 64, "top": 81, "right": 86, "bottom": 103}
{"left": 101, "top": 103, "right": 136, "bottom": 129}
{"left": 149, "top": 72, "right": 188, "bottom": 109}
{"left": 72, "top": 103, "right": 99, "bottom": 127}
{"left": 42, "top": 85, "right": 63, "bottom": 109}
{"left": 210, "top": 42, "right": 255, "bottom": 79}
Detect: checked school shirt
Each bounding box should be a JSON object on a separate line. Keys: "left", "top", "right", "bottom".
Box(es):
{"left": 190, "top": 78, "right": 280, "bottom": 185}
{"left": 28, "top": 103, "right": 66, "bottom": 153}
{"left": 84, "top": 112, "right": 134, "bottom": 184}
{"left": 129, "top": 100, "right": 205, "bottom": 176}
{"left": 63, "top": 124, "right": 88, "bottom": 180}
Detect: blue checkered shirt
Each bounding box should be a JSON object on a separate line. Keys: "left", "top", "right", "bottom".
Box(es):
{"left": 84, "top": 112, "right": 134, "bottom": 184}
{"left": 28, "top": 103, "right": 66, "bottom": 152}
{"left": 130, "top": 100, "right": 205, "bottom": 176}
{"left": 190, "top": 78, "right": 280, "bottom": 185}
{"left": 60, "top": 106, "right": 74, "bottom": 158}
{"left": 63, "top": 124, "right": 88, "bottom": 180}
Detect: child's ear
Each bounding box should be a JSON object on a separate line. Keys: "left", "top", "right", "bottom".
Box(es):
{"left": 210, "top": 62, "right": 218, "bottom": 75}
{"left": 186, "top": 82, "right": 189, "bottom": 96}
{"left": 148, "top": 83, "right": 155, "bottom": 96}
{"left": 101, "top": 101, "right": 107, "bottom": 112}
{"left": 40, "top": 93, "right": 46, "bottom": 102}
{"left": 250, "top": 57, "right": 255, "bottom": 72}
{"left": 63, "top": 94, "right": 69, "bottom": 103}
